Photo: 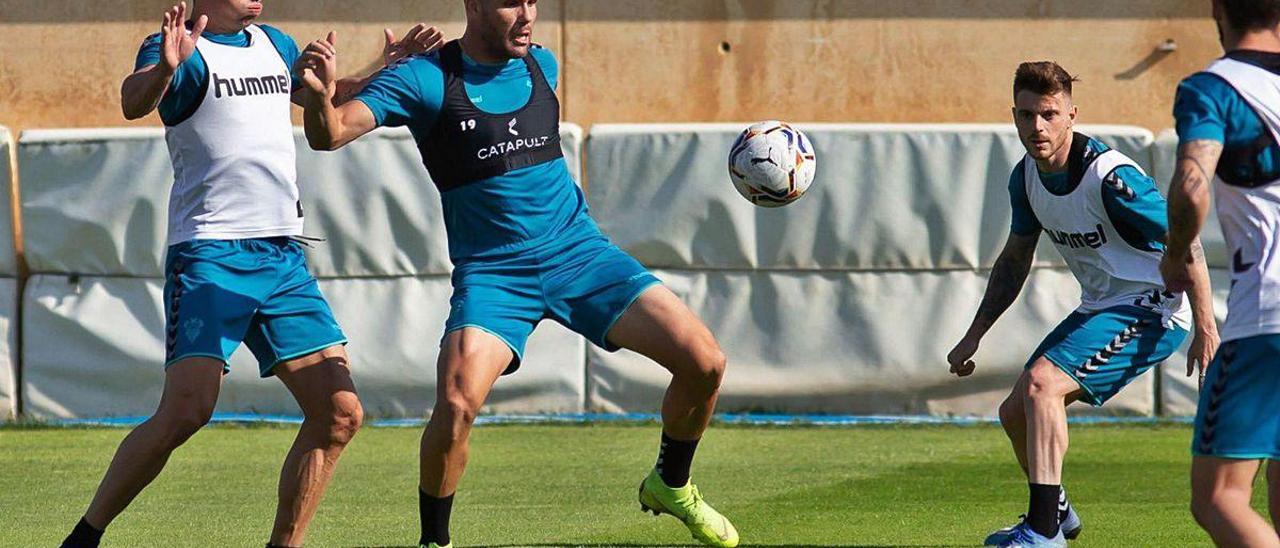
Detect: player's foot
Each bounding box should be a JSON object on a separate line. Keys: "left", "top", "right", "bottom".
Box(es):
{"left": 638, "top": 469, "right": 739, "bottom": 548}
{"left": 985, "top": 521, "right": 1066, "bottom": 547}
{"left": 985, "top": 506, "right": 1082, "bottom": 545}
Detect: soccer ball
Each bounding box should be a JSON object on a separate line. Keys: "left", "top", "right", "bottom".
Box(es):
{"left": 727, "top": 121, "right": 817, "bottom": 207}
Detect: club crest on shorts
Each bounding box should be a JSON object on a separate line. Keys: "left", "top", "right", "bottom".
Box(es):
{"left": 183, "top": 317, "right": 204, "bottom": 343}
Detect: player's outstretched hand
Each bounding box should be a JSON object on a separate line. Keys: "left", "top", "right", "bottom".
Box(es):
{"left": 1159, "top": 251, "right": 1194, "bottom": 294}
{"left": 947, "top": 337, "right": 979, "bottom": 377}
{"left": 159, "top": 1, "right": 207, "bottom": 74}
{"left": 1186, "top": 328, "right": 1219, "bottom": 390}
{"left": 383, "top": 24, "right": 445, "bottom": 67}
{"left": 297, "top": 31, "right": 338, "bottom": 94}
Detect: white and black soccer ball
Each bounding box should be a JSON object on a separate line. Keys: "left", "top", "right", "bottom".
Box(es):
{"left": 727, "top": 121, "right": 817, "bottom": 207}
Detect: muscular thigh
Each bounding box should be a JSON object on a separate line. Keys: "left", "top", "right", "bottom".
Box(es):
{"left": 605, "top": 285, "right": 721, "bottom": 372}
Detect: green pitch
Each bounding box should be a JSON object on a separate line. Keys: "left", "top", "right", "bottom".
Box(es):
{"left": 0, "top": 423, "right": 1234, "bottom": 547}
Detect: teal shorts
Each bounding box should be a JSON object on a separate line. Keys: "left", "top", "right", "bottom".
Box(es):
{"left": 1029, "top": 305, "right": 1187, "bottom": 406}
{"left": 445, "top": 224, "right": 661, "bottom": 374}
{"left": 1194, "top": 335, "right": 1280, "bottom": 459}
{"left": 163, "top": 238, "right": 347, "bottom": 377}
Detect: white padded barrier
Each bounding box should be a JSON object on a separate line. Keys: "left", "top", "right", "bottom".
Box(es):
{"left": 586, "top": 124, "right": 1154, "bottom": 271}
{"left": 588, "top": 269, "right": 1153, "bottom": 416}
{"left": 18, "top": 125, "right": 584, "bottom": 277}
{"left": 0, "top": 127, "right": 17, "bottom": 420}
{"left": 17, "top": 126, "right": 587, "bottom": 418}
{"left": 21, "top": 275, "right": 585, "bottom": 419}
{"left": 585, "top": 124, "right": 1158, "bottom": 416}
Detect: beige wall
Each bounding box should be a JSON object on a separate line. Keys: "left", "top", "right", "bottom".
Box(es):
{"left": 0, "top": 1, "right": 1221, "bottom": 133}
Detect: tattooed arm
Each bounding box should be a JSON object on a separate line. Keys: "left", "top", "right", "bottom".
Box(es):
{"left": 1161, "top": 140, "right": 1224, "bottom": 381}
{"left": 1162, "top": 139, "right": 1223, "bottom": 288}
{"left": 948, "top": 232, "right": 1039, "bottom": 376}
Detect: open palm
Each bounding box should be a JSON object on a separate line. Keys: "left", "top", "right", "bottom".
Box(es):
{"left": 160, "top": 2, "right": 208, "bottom": 72}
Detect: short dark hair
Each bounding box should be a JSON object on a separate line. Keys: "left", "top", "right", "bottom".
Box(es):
{"left": 1013, "top": 61, "right": 1078, "bottom": 99}
{"left": 1221, "top": 0, "right": 1280, "bottom": 31}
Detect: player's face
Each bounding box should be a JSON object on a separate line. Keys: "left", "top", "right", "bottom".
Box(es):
{"left": 202, "top": 0, "right": 263, "bottom": 29}
{"left": 474, "top": 0, "right": 538, "bottom": 59}
{"left": 1012, "top": 91, "right": 1077, "bottom": 163}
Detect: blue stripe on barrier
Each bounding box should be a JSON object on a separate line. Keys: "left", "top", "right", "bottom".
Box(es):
{"left": 41, "top": 413, "right": 1193, "bottom": 428}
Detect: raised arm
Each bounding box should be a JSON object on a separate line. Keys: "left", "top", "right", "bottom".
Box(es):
{"left": 295, "top": 31, "right": 379, "bottom": 151}
{"left": 948, "top": 231, "right": 1040, "bottom": 376}
{"left": 296, "top": 26, "right": 443, "bottom": 151}
{"left": 121, "top": 3, "right": 206, "bottom": 120}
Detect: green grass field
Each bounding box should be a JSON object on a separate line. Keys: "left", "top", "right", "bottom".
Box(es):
{"left": 0, "top": 423, "right": 1238, "bottom": 547}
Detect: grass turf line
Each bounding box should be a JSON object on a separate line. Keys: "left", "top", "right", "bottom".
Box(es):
{"left": 0, "top": 424, "right": 1229, "bottom": 547}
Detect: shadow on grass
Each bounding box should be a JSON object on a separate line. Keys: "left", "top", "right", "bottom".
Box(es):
{"left": 352, "top": 544, "right": 961, "bottom": 547}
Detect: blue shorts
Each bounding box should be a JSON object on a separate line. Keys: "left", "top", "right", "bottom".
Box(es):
{"left": 1028, "top": 305, "right": 1188, "bottom": 406}
{"left": 445, "top": 224, "right": 661, "bottom": 373}
{"left": 1194, "top": 335, "right": 1280, "bottom": 459}
{"left": 164, "top": 238, "right": 347, "bottom": 377}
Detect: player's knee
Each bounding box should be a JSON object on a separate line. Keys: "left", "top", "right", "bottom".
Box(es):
{"left": 695, "top": 346, "right": 727, "bottom": 389}
{"left": 156, "top": 407, "right": 213, "bottom": 447}
{"left": 326, "top": 397, "right": 364, "bottom": 446}
{"left": 436, "top": 394, "right": 480, "bottom": 434}
{"left": 1024, "top": 362, "right": 1067, "bottom": 401}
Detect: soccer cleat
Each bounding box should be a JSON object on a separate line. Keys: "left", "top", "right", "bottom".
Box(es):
{"left": 638, "top": 469, "right": 739, "bottom": 548}
{"left": 986, "top": 522, "right": 1066, "bottom": 547}
{"left": 985, "top": 506, "right": 1082, "bottom": 545}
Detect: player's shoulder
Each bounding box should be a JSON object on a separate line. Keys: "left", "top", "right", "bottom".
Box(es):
{"left": 1100, "top": 164, "right": 1156, "bottom": 202}
{"left": 1008, "top": 159, "right": 1026, "bottom": 187}
{"left": 529, "top": 44, "right": 558, "bottom": 69}
{"left": 139, "top": 31, "right": 163, "bottom": 50}
{"left": 1177, "top": 70, "right": 1235, "bottom": 104}
{"left": 255, "top": 24, "right": 298, "bottom": 49}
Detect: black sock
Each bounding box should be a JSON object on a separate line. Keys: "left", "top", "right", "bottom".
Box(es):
{"left": 1057, "top": 486, "right": 1072, "bottom": 524}
{"left": 419, "top": 490, "right": 453, "bottom": 547}
{"left": 60, "top": 517, "right": 104, "bottom": 548}
{"left": 1027, "top": 483, "right": 1061, "bottom": 538}
{"left": 656, "top": 432, "right": 699, "bottom": 488}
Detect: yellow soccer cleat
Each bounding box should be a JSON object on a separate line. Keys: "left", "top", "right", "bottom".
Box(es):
{"left": 638, "top": 469, "right": 739, "bottom": 548}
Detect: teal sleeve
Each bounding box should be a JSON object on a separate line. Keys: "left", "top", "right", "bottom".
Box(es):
{"left": 1101, "top": 166, "right": 1168, "bottom": 252}
{"left": 134, "top": 34, "right": 206, "bottom": 125}
{"left": 1008, "top": 163, "right": 1041, "bottom": 235}
{"left": 354, "top": 56, "right": 443, "bottom": 128}
{"left": 532, "top": 47, "right": 558, "bottom": 90}
{"left": 1174, "top": 73, "right": 1229, "bottom": 145}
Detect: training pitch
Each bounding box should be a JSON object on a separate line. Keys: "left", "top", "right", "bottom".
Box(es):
{"left": 0, "top": 423, "right": 1235, "bottom": 547}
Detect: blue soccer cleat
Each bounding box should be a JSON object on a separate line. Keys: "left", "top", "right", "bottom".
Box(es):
{"left": 984, "top": 521, "right": 1066, "bottom": 547}
{"left": 984, "top": 507, "right": 1081, "bottom": 545}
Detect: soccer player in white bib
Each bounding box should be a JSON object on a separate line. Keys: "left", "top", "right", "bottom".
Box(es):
{"left": 59, "top": 3, "right": 442, "bottom": 547}
{"left": 948, "top": 62, "right": 1219, "bottom": 547}
{"left": 1164, "top": 1, "right": 1280, "bottom": 545}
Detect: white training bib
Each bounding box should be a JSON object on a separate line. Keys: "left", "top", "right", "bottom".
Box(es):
{"left": 1023, "top": 148, "right": 1191, "bottom": 328}
{"left": 163, "top": 24, "right": 302, "bottom": 245}
{"left": 1204, "top": 58, "right": 1280, "bottom": 342}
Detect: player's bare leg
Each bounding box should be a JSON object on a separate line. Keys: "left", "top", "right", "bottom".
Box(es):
{"left": 418, "top": 328, "right": 512, "bottom": 547}
{"left": 1008, "top": 358, "right": 1084, "bottom": 542}
{"left": 1001, "top": 371, "right": 1083, "bottom": 477}
{"left": 76, "top": 358, "right": 224, "bottom": 535}
{"left": 1192, "top": 456, "right": 1280, "bottom": 547}
{"left": 607, "top": 286, "right": 737, "bottom": 547}
{"left": 269, "top": 345, "right": 363, "bottom": 547}
{"left": 607, "top": 286, "right": 725, "bottom": 442}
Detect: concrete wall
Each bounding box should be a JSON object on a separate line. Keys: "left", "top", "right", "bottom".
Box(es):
{"left": 1, "top": 1, "right": 1218, "bottom": 132}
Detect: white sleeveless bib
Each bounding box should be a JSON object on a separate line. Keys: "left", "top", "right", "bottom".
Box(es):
{"left": 163, "top": 24, "right": 302, "bottom": 245}
{"left": 1204, "top": 58, "right": 1280, "bottom": 341}
{"left": 1023, "top": 148, "right": 1191, "bottom": 328}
